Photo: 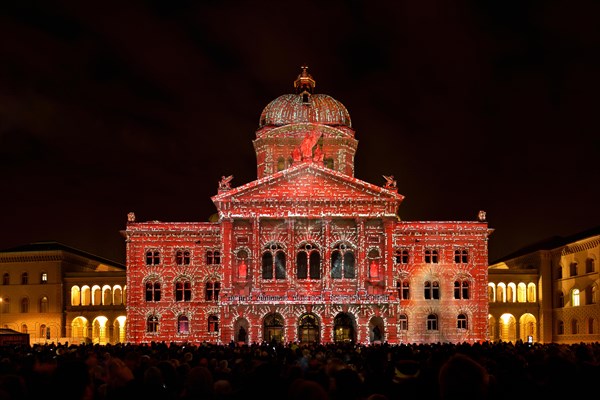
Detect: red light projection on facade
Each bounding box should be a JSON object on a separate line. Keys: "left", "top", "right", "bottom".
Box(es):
{"left": 124, "top": 67, "right": 492, "bottom": 345}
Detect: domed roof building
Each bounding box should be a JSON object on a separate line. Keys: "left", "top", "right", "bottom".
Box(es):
{"left": 254, "top": 66, "right": 357, "bottom": 179}
{"left": 124, "top": 67, "right": 492, "bottom": 345}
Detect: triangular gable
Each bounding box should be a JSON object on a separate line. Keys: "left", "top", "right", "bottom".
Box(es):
{"left": 212, "top": 162, "right": 404, "bottom": 205}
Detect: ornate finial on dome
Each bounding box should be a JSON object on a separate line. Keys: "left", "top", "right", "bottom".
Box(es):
{"left": 294, "top": 65, "right": 316, "bottom": 95}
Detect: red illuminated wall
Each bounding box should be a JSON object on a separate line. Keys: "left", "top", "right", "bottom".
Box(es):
{"left": 124, "top": 68, "right": 491, "bottom": 345}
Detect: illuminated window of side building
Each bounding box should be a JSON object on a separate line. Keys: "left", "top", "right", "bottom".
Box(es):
{"left": 40, "top": 296, "right": 48, "bottom": 313}
{"left": 557, "top": 320, "right": 564, "bottom": 335}
{"left": 20, "top": 297, "right": 29, "bottom": 313}
{"left": 586, "top": 258, "right": 596, "bottom": 273}
{"left": 572, "top": 288, "right": 580, "bottom": 306}
{"left": 40, "top": 272, "right": 47, "bottom": 284}
{"left": 570, "top": 262, "right": 578, "bottom": 277}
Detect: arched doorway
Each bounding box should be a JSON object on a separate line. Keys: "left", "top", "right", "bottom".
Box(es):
{"left": 499, "top": 313, "right": 517, "bottom": 342}
{"left": 369, "top": 316, "right": 385, "bottom": 343}
{"left": 235, "top": 317, "right": 249, "bottom": 344}
{"left": 333, "top": 312, "right": 355, "bottom": 343}
{"left": 263, "top": 313, "right": 284, "bottom": 344}
{"left": 519, "top": 313, "right": 537, "bottom": 342}
{"left": 298, "top": 313, "right": 320, "bottom": 344}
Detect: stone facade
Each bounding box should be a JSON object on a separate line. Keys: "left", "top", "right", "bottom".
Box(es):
{"left": 488, "top": 226, "right": 600, "bottom": 344}
{"left": 0, "top": 242, "right": 126, "bottom": 344}
{"left": 123, "top": 67, "right": 491, "bottom": 345}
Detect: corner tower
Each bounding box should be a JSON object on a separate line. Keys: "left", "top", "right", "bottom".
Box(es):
{"left": 254, "top": 66, "right": 358, "bottom": 179}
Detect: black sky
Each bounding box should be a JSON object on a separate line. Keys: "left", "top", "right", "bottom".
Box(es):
{"left": 1, "top": 0, "right": 598, "bottom": 265}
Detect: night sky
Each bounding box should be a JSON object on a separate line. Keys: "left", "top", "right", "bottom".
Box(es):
{"left": 1, "top": 1, "right": 598, "bottom": 265}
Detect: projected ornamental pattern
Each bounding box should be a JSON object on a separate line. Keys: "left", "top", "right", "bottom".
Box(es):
{"left": 123, "top": 67, "right": 492, "bottom": 345}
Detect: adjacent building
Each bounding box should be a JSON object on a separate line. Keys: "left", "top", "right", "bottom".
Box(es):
{"left": 488, "top": 225, "right": 600, "bottom": 344}
{"left": 0, "top": 242, "right": 126, "bottom": 344}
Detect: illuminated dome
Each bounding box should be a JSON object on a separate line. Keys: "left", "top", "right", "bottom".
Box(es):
{"left": 259, "top": 67, "right": 352, "bottom": 128}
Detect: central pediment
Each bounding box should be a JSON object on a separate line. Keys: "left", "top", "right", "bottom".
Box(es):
{"left": 212, "top": 163, "right": 404, "bottom": 218}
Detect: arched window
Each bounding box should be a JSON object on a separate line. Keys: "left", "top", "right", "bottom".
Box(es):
{"left": 178, "top": 315, "right": 190, "bottom": 334}
{"left": 396, "top": 279, "right": 410, "bottom": 300}
{"left": 426, "top": 314, "right": 438, "bottom": 331}
{"left": 39, "top": 296, "right": 48, "bottom": 313}
{"left": 517, "top": 283, "right": 527, "bottom": 302}
{"left": 454, "top": 280, "right": 469, "bottom": 299}
{"left": 457, "top": 314, "right": 468, "bottom": 330}
{"left": 297, "top": 243, "right": 321, "bottom": 279}
{"left": 586, "top": 258, "right": 595, "bottom": 273}
{"left": 71, "top": 286, "right": 81, "bottom": 306}
{"left": 262, "top": 243, "right": 286, "bottom": 280}
{"left": 488, "top": 283, "right": 495, "bottom": 302}
{"left": 175, "top": 250, "right": 191, "bottom": 265}
{"left": 570, "top": 262, "right": 578, "bottom": 277}
{"left": 147, "top": 315, "right": 159, "bottom": 333}
{"left": 572, "top": 288, "right": 580, "bottom": 307}
{"left": 40, "top": 272, "right": 47, "bottom": 284}
{"left": 424, "top": 249, "right": 439, "bottom": 264}
{"left": 556, "top": 266, "right": 563, "bottom": 279}
{"left": 527, "top": 283, "right": 536, "bottom": 302}
{"left": 454, "top": 249, "right": 468, "bottom": 263}
{"left": 424, "top": 281, "right": 440, "bottom": 300}
{"left": 558, "top": 291, "right": 564, "bottom": 308}
{"left": 145, "top": 250, "right": 160, "bottom": 265}
{"left": 205, "top": 281, "right": 221, "bottom": 301}
{"left": 0, "top": 298, "right": 8, "bottom": 314}
{"left": 21, "top": 273, "right": 28, "bottom": 285}
{"left": 331, "top": 243, "right": 355, "bottom": 279}
{"left": 175, "top": 280, "right": 192, "bottom": 302}
{"left": 394, "top": 249, "right": 410, "bottom": 264}
{"left": 20, "top": 297, "right": 29, "bottom": 313}
{"left": 2, "top": 273, "right": 8, "bottom": 285}
{"left": 399, "top": 314, "right": 408, "bottom": 331}
{"left": 571, "top": 319, "right": 579, "bottom": 334}
{"left": 208, "top": 315, "right": 219, "bottom": 332}
{"left": 207, "top": 250, "right": 221, "bottom": 265}
{"left": 145, "top": 281, "right": 161, "bottom": 301}
{"left": 557, "top": 320, "right": 564, "bottom": 335}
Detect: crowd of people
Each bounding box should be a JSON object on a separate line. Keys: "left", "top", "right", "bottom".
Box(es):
{"left": 1, "top": 339, "right": 599, "bottom": 400}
